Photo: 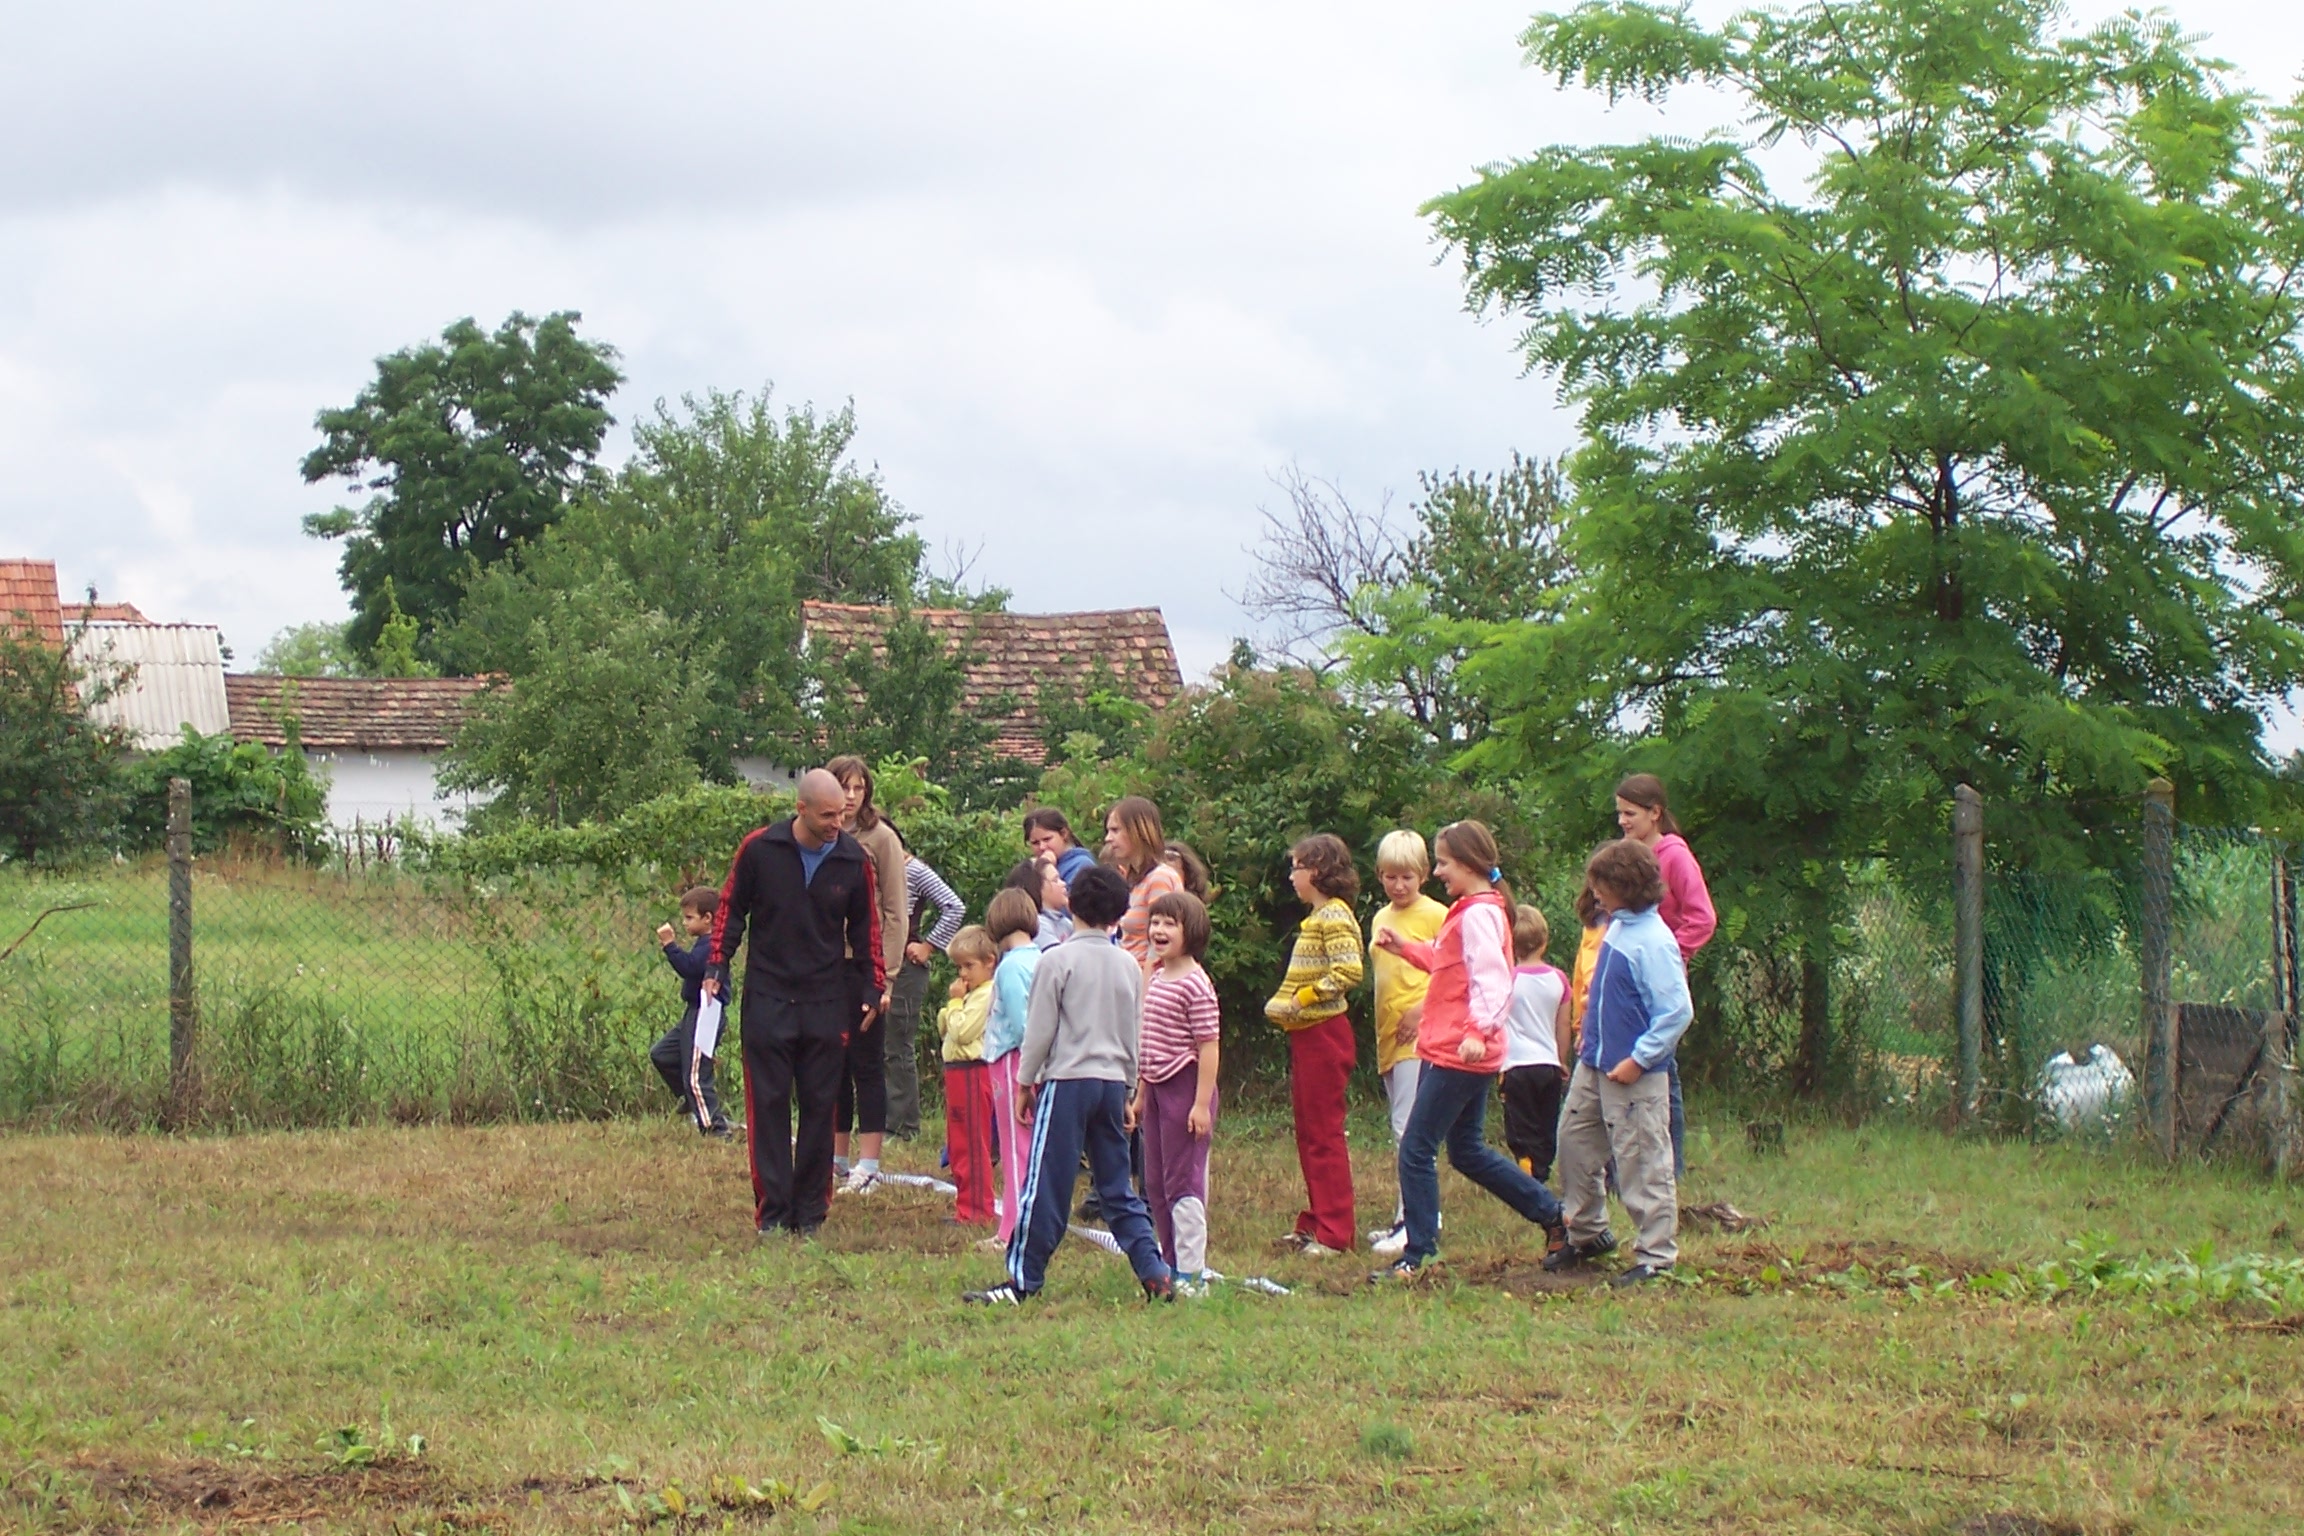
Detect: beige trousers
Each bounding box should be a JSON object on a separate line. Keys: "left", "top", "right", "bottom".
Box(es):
{"left": 1557, "top": 1061, "right": 1678, "bottom": 1269}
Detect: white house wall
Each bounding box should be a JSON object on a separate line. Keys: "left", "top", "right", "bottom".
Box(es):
{"left": 309, "top": 748, "right": 477, "bottom": 832}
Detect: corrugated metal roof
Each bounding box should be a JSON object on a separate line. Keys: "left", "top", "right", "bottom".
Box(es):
{"left": 69, "top": 623, "right": 232, "bottom": 749}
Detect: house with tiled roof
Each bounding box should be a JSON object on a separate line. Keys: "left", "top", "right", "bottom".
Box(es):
{"left": 6, "top": 558, "right": 234, "bottom": 749}
{"left": 799, "top": 601, "right": 1185, "bottom": 764}
{"left": 225, "top": 675, "right": 490, "bottom": 829}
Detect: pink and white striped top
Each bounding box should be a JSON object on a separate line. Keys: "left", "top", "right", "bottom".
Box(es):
{"left": 1140, "top": 964, "right": 1220, "bottom": 1083}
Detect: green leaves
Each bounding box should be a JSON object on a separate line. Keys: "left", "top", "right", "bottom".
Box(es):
{"left": 301, "top": 311, "right": 623, "bottom": 669}
{"left": 1424, "top": 0, "right": 2304, "bottom": 930}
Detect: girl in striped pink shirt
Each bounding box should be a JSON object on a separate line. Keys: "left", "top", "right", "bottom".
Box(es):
{"left": 1127, "top": 889, "right": 1221, "bottom": 1290}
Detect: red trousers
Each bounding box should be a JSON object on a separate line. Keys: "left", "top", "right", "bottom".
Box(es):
{"left": 1288, "top": 1014, "right": 1357, "bottom": 1249}
{"left": 944, "top": 1061, "right": 997, "bottom": 1225}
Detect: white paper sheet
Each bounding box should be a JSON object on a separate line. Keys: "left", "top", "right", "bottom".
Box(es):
{"left": 692, "top": 994, "right": 723, "bottom": 1060}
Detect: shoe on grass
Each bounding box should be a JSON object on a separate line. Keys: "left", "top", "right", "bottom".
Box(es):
{"left": 1611, "top": 1263, "right": 1673, "bottom": 1288}
{"left": 837, "top": 1168, "right": 883, "bottom": 1196}
{"left": 1142, "top": 1272, "right": 1175, "bottom": 1303}
{"left": 1272, "top": 1230, "right": 1311, "bottom": 1253}
{"left": 1540, "top": 1233, "right": 1617, "bottom": 1272}
{"left": 963, "top": 1281, "right": 1026, "bottom": 1306}
{"left": 1542, "top": 1218, "right": 1569, "bottom": 1257}
{"left": 1368, "top": 1258, "right": 1425, "bottom": 1284}
{"left": 1370, "top": 1223, "right": 1408, "bottom": 1258}
{"left": 1297, "top": 1239, "right": 1346, "bottom": 1258}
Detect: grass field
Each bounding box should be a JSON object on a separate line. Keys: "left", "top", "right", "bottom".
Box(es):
{"left": 5, "top": 1107, "right": 2301, "bottom": 1535}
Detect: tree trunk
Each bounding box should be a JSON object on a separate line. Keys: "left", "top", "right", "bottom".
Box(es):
{"left": 1792, "top": 950, "right": 1831, "bottom": 1100}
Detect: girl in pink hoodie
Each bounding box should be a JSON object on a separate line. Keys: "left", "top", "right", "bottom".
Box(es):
{"left": 1368, "top": 820, "right": 1566, "bottom": 1280}
{"left": 1614, "top": 774, "right": 1712, "bottom": 1175}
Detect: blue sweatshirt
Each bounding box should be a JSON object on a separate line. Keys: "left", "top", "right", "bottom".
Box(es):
{"left": 1055, "top": 844, "right": 1097, "bottom": 886}
{"left": 663, "top": 934, "right": 710, "bottom": 1009}
{"left": 1578, "top": 905, "right": 1693, "bottom": 1074}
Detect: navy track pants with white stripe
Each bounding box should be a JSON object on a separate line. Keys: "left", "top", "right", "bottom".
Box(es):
{"left": 1006, "top": 1078, "right": 1170, "bottom": 1293}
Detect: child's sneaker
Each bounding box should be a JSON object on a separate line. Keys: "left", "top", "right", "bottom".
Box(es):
{"left": 1368, "top": 1257, "right": 1425, "bottom": 1284}
{"left": 1174, "top": 1273, "right": 1211, "bottom": 1299}
{"left": 1297, "top": 1239, "right": 1346, "bottom": 1258}
{"left": 1370, "top": 1223, "right": 1408, "bottom": 1258}
{"left": 962, "top": 1281, "right": 1026, "bottom": 1305}
{"left": 1542, "top": 1233, "right": 1617, "bottom": 1272}
{"left": 1141, "top": 1272, "right": 1176, "bottom": 1303}
{"left": 837, "top": 1168, "right": 883, "bottom": 1196}
{"left": 1272, "top": 1230, "right": 1311, "bottom": 1253}
{"left": 1610, "top": 1263, "right": 1673, "bottom": 1288}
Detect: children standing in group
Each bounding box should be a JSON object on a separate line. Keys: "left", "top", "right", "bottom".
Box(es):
{"left": 1547, "top": 838, "right": 1692, "bottom": 1286}
{"left": 1501, "top": 905, "right": 1571, "bottom": 1183}
{"left": 1370, "top": 821, "right": 1565, "bottom": 1280}
{"left": 965, "top": 865, "right": 1174, "bottom": 1305}
{"left": 981, "top": 888, "right": 1043, "bottom": 1248}
{"left": 1266, "top": 833, "right": 1365, "bottom": 1257}
{"left": 1367, "top": 830, "right": 1449, "bottom": 1257}
{"left": 937, "top": 925, "right": 1001, "bottom": 1227}
{"left": 1131, "top": 890, "right": 1221, "bottom": 1293}
{"left": 651, "top": 887, "right": 731, "bottom": 1137}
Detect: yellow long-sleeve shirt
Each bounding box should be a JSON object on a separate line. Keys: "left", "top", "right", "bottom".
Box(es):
{"left": 1369, "top": 894, "right": 1448, "bottom": 1074}
{"left": 1266, "top": 897, "right": 1365, "bottom": 1032}
{"left": 938, "top": 983, "right": 993, "bottom": 1063}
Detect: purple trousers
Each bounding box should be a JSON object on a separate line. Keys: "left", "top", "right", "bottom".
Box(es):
{"left": 1140, "top": 1064, "right": 1215, "bottom": 1275}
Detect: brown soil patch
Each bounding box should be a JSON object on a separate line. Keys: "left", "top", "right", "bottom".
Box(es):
{"left": 65, "top": 1457, "right": 507, "bottom": 1532}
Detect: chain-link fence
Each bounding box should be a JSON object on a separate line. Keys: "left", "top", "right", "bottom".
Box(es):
{"left": 0, "top": 856, "right": 690, "bottom": 1129}
{"left": 4, "top": 784, "right": 2297, "bottom": 1160}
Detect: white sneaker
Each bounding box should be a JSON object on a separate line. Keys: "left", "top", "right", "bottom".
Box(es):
{"left": 837, "top": 1168, "right": 883, "bottom": 1196}
{"left": 1175, "top": 1276, "right": 1210, "bottom": 1299}
{"left": 1298, "top": 1240, "right": 1346, "bottom": 1258}
{"left": 1370, "top": 1224, "right": 1409, "bottom": 1258}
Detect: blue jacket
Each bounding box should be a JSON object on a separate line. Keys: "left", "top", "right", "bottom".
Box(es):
{"left": 663, "top": 935, "right": 710, "bottom": 1009}
{"left": 1055, "top": 844, "right": 1097, "bottom": 886}
{"left": 1578, "top": 905, "right": 1693, "bottom": 1074}
{"left": 986, "top": 942, "right": 1040, "bottom": 1061}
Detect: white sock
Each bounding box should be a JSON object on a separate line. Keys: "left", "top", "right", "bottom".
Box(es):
{"left": 857, "top": 1158, "right": 880, "bottom": 1175}
{"left": 835, "top": 1157, "right": 852, "bottom": 1174}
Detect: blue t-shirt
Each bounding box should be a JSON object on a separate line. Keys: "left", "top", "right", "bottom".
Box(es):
{"left": 798, "top": 838, "right": 834, "bottom": 886}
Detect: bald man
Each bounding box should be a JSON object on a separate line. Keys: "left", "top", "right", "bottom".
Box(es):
{"left": 707, "top": 768, "right": 885, "bottom": 1235}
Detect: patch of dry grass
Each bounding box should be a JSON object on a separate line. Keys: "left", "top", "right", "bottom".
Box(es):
{"left": 3, "top": 1109, "right": 2300, "bottom": 1533}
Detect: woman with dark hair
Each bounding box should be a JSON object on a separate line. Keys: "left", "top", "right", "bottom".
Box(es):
{"left": 1266, "top": 832, "right": 1365, "bottom": 1256}
{"left": 1612, "top": 773, "right": 1714, "bottom": 1177}
{"left": 825, "top": 754, "right": 908, "bottom": 1194}
{"left": 1104, "top": 796, "right": 1182, "bottom": 973}
{"left": 1022, "top": 807, "right": 1097, "bottom": 885}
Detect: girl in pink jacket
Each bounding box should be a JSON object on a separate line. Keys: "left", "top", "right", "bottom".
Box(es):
{"left": 1614, "top": 773, "right": 1711, "bottom": 1174}
{"left": 1368, "top": 820, "right": 1566, "bottom": 1279}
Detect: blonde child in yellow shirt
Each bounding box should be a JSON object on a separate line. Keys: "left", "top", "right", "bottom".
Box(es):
{"left": 936, "top": 926, "right": 1000, "bottom": 1226}
{"left": 1367, "top": 829, "right": 1449, "bottom": 1257}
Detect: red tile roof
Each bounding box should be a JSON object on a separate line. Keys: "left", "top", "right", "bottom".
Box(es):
{"left": 225, "top": 674, "right": 490, "bottom": 751}
{"left": 82, "top": 601, "right": 149, "bottom": 623}
{"left": 0, "top": 559, "right": 64, "bottom": 643}
{"left": 799, "top": 601, "right": 1185, "bottom": 764}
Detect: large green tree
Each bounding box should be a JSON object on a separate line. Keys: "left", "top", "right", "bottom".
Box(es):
{"left": 445, "top": 387, "right": 996, "bottom": 818}
{"left": 301, "top": 311, "right": 623, "bottom": 666}
{"left": 1416, "top": 0, "right": 2304, "bottom": 1088}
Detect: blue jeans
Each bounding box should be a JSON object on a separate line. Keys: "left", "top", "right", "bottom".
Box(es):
{"left": 1398, "top": 1064, "right": 1563, "bottom": 1267}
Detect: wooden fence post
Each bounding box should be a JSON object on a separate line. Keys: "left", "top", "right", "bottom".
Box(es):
{"left": 2277, "top": 849, "right": 2300, "bottom": 1064}
{"left": 2141, "top": 777, "right": 2176, "bottom": 1159}
{"left": 1953, "top": 784, "right": 1984, "bottom": 1125}
{"left": 167, "top": 776, "right": 197, "bottom": 1128}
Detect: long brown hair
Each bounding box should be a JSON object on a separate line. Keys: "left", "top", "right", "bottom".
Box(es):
{"left": 826, "top": 754, "right": 880, "bottom": 831}
{"left": 1613, "top": 773, "right": 1680, "bottom": 837}
{"left": 1106, "top": 795, "right": 1166, "bottom": 882}
{"left": 1434, "top": 819, "right": 1512, "bottom": 908}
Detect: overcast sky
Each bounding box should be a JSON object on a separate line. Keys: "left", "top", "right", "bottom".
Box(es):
{"left": 5, "top": 2, "right": 2302, "bottom": 701}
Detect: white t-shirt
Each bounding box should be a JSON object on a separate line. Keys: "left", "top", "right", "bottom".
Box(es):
{"left": 1504, "top": 964, "right": 1567, "bottom": 1071}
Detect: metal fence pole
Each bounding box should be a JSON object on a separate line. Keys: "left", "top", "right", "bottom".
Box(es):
{"left": 167, "top": 776, "right": 197, "bottom": 1128}
{"left": 1953, "top": 783, "right": 1984, "bottom": 1125}
{"left": 2141, "top": 777, "right": 2176, "bottom": 1159}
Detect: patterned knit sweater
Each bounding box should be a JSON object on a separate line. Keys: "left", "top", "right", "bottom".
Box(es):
{"left": 1265, "top": 897, "right": 1365, "bottom": 1032}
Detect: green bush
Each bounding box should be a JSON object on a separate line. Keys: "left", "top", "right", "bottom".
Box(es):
{"left": 126, "top": 728, "right": 328, "bottom": 857}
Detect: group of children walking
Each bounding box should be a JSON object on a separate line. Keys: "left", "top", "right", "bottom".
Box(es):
{"left": 656, "top": 775, "right": 1714, "bottom": 1302}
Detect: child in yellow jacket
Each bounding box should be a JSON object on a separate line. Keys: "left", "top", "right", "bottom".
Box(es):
{"left": 938, "top": 926, "right": 999, "bottom": 1226}
{"left": 1267, "top": 833, "right": 1366, "bottom": 1255}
